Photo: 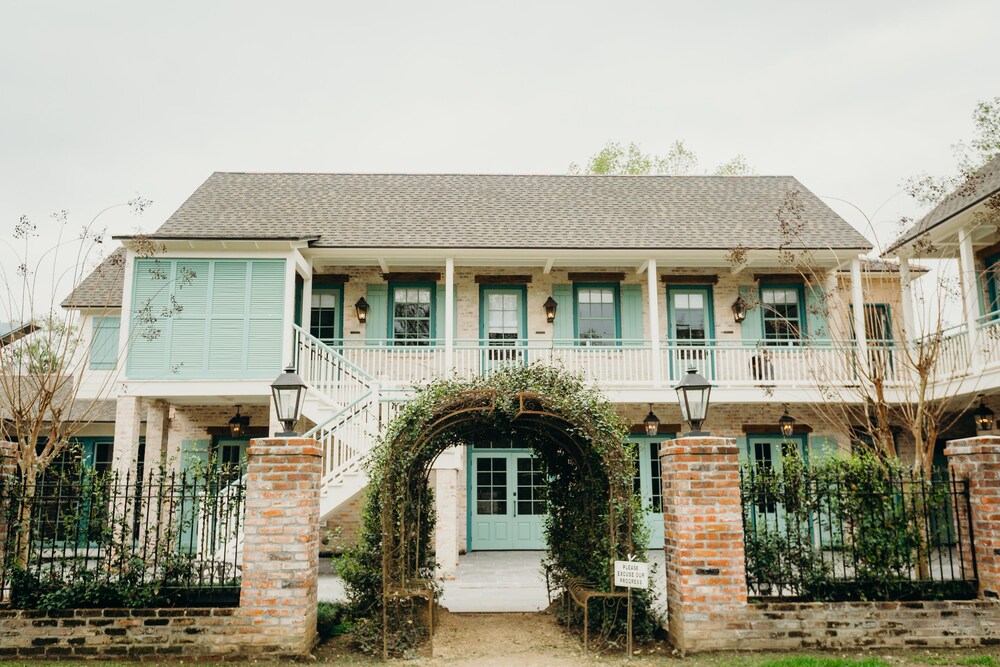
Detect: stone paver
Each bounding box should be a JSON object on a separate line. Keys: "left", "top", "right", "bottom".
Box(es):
{"left": 318, "top": 550, "right": 667, "bottom": 615}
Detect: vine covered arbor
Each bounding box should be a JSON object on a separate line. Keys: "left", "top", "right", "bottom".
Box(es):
{"left": 338, "top": 364, "right": 659, "bottom": 655}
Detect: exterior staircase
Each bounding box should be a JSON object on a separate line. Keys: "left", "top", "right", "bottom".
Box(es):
{"left": 293, "top": 326, "right": 385, "bottom": 521}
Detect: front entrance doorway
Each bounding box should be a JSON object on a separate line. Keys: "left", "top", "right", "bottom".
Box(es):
{"left": 468, "top": 447, "right": 546, "bottom": 550}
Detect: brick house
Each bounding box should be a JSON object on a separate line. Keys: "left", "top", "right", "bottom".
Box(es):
{"left": 58, "top": 170, "right": 957, "bottom": 572}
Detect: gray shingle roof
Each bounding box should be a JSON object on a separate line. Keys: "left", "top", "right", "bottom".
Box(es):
{"left": 149, "top": 172, "right": 872, "bottom": 251}
{"left": 886, "top": 154, "right": 1000, "bottom": 254}
{"left": 61, "top": 248, "right": 127, "bottom": 309}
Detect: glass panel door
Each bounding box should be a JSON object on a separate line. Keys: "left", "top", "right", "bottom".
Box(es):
{"left": 310, "top": 287, "right": 342, "bottom": 344}
{"left": 631, "top": 437, "right": 665, "bottom": 549}
{"left": 668, "top": 287, "right": 713, "bottom": 381}
{"left": 482, "top": 288, "right": 525, "bottom": 370}
{"left": 470, "top": 450, "right": 546, "bottom": 550}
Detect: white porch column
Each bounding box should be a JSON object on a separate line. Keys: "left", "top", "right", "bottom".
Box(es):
{"left": 896, "top": 256, "right": 917, "bottom": 342}
{"left": 958, "top": 228, "right": 984, "bottom": 372}
{"left": 445, "top": 257, "right": 455, "bottom": 371}
{"left": 850, "top": 258, "right": 870, "bottom": 379}
{"left": 282, "top": 254, "right": 298, "bottom": 369}
{"left": 646, "top": 259, "right": 663, "bottom": 387}
{"left": 301, "top": 274, "right": 313, "bottom": 333}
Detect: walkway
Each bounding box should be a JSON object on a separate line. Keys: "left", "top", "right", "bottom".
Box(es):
{"left": 319, "top": 550, "right": 667, "bottom": 615}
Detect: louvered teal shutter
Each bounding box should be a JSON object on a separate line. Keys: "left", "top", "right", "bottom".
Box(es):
{"left": 739, "top": 285, "right": 762, "bottom": 344}
{"left": 805, "top": 285, "right": 830, "bottom": 343}
{"left": 620, "top": 285, "right": 643, "bottom": 347}
{"left": 365, "top": 284, "right": 388, "bottom": 345}
{"left": 179, "top": 439, "right": 211, "bottom": 552}
{"left": 89, "top": 316, "right": 120, "bottom": 370}
{"left": 169, "top": 260, "right": 209, "bottom": 375}
{"left": 735, "top": 435, "right": 749, "bottom": 466}
{"left": 127, "top": 259, "right": 171, "bottom": 378}
{"left": 435, "top": 285, "right": 458, "bottom": 343}
{"left": 552, "top": 284, "right": 573, "bottom": 347}
{"left": 247, "top": 261, "right": 285, "bottom": 376}
{"left": 208, "top": 262, "right": 249, "bottom": 373}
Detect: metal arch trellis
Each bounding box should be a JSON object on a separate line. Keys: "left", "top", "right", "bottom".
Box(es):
{"left": 377, "top": 384, "right": 638, "bottom": 656}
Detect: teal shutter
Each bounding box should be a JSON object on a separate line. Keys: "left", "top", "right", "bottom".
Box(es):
{"left": 179, "top": 439, "right": 211, "bottom": 552}
{"left": 735, "top": 435, "right": 749, "bottom": 466}
{"left": 365, "top": 284, "right": 388, "bottom": 345}
{"left": 739, "top": 285, "right": 762, "bottom": 344}
{"left": 435, "top": 285, "right": 458, "bottom": 342}
{"left": 89, "top": 316, "right": 121, "bottom": 370}
{"left": 805, "top": 285, "right": 830, "bottom": 343}
{"left": 127, "top": 259, "right": 171, "bottom": 377}
{"left": 552, "top": 284, "right": 573, "bottom": 347}
{"left": 127, "top": 259, "right": 285, "bottom": 380}
{"left": 247, "top": 261, "right": 286, "bottom": 375}
{"left": 620, "top": 285, "right": 643, "bottom": 347}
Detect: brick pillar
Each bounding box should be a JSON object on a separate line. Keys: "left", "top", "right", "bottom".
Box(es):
{"left": 240, "top": 438, "right": 321, "bottom": 656}
{"left": 112, "top": 395, "right": 144, "bottom": 478}
{"left": 945, "top": 436, "right": 1000, "bottom": 599}
{"left": 659, "top": 436, "right": 747, "bottom": 654}
{"left": 0, "top": 440, "right": 18, "bottom": 579}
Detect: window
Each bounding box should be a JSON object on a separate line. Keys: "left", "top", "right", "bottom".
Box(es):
{"left": 575, "top": 284, "right": 619, "bottom": 345}
{"left": 310, "top": 287, "right": 342, "bottom": 343}
{"left": 985, "top": 254, "right": 1000, "bottom": 318}
{"left": 760, "top": 285, "right": 804, "bottom": 342}
{"left": 391, "top": 284, "right": 434, "bottom": 345}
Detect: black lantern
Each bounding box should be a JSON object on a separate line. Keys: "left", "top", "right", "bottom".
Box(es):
{"left": 779, "top": 407, "right": 795, "bottom": 438}
{"left": 643, "top": 404, "right": 660, "bottom": 437}
{"left": 355, "top": 297, "right": 370, "bottom": 325}
{"left": 674, "top": 367, "right": 713, "bottom": 435}
{"left": 543, "top": 296, "right": 558, "bottom": 324}
{"left": 271, "top": 367, "right": 307, "bottom": 436}
{"left": 732, "top": 296, "right": 748, "bottom": 323}
{"left": 974, "top": 394, "right": 994, "bottom": 432}
{"left": 229, "top": 405, "right": 251, "bottom": 438}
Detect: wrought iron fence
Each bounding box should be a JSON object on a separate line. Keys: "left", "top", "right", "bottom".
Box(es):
{"left": 0, "top": 462, "right": 246, "bottom": 608}
{"left": 740, "top": 461, "right": 978, "bottom": 601}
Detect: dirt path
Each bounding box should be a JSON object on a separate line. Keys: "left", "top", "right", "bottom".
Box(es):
{"left": 413, "top": 610, "right": 626, "bottom": 666}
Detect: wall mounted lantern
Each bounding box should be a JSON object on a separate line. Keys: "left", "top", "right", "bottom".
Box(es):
{"left": 229, "top": 405, "right": 251, "bottom": 438}
{"left": 543, "top": 296, "right": 558, "bottom": 324}
{"left": 674, "top": 367, "right": 713, "bottom": 436}
{"left": 779, "top": 407, "right": 795, "bottom": 438}
{"left": 271, "top": 367, "right": 307, "bottom": 437}
{"left": 974, "top": 394, "right": 994, "bottom": 432}
{"left": 732, "top": 296, "right": 748, "bottom": 323}
{"left": 355, "top": 297, "right": 370, "bottom": 325}
{"left": 643, "top": 404, "right": 660, "bottom": 437}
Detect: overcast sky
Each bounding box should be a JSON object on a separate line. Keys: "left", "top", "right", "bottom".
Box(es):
{"left": 2, "top": 0, "right": 997, "bottom": 307}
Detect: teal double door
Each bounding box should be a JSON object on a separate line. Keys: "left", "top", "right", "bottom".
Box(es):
{"left": 469, "top": 449, "right": 546, "bottom": 550}
{"left": 632, "top": 436, "right": 665, "bottom": 549}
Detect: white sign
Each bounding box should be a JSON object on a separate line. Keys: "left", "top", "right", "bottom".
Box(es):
{"left": 614, "top": 560, "right": 649, "bottom": 589}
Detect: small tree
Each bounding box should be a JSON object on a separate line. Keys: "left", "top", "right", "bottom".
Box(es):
{"left": 0, "top": 198, "right": 183, "bottom": 565}
{"left": 569, "top": 139, "right": 755, "bottom": 176}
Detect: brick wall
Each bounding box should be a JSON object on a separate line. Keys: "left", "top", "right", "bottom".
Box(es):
{"left": 0, "top": 608, "right": 262, "bottom": 659}
{"left": 946, "top": 436, "right": 1000, "bottom": 599}
{"left": 734, "top": 600, "right": 1000, "bottom": 650}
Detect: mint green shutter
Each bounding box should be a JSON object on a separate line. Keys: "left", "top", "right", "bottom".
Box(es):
{"left": 435, "top": 285, "right": 458, "bottom": 342}
{"left": 208, "top": 263, "right": 249, "bottom": 372}
{"left": 620, "top": 285, "right": 643, "bottom": 346}
{"left": 552, "top": 284, "right": 573, "bottom": 347}
{"left": 127, "top": 259, "right": 171, "bottom": 377}
{"left": 89, "top": 316, "right": 121, "bottom": 370}
{"left": 179, "top": 439, "right": 210, "bottom": 552}
{"left": 805, "top": 285, "right": 830, "bottom": 343}
{"left": 739, "top": 285, "right": 761, "bottom": 344}
{"left": 365, "top": 284, "right": 388, "bottom": 345}
{"left": 170, "top": 260, "right": 209, "bottom": 375}
{"left": 247, "top": 261, "right": 285, "bottom": 375}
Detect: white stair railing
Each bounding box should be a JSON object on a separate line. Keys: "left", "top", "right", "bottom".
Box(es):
{"left": 293, "top": 325, "right": 376, "bottom": 407}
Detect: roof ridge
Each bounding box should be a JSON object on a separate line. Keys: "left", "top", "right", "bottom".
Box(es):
{"left": 209, "top": 171, "right": 793, "bottom": 179}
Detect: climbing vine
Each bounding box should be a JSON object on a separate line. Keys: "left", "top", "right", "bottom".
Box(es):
{"left": 338, "top": 364, "right": 659, "bottom": 655}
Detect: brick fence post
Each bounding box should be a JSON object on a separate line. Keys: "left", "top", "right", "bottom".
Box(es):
{"left": 0, "top": 440, "right": 18, "bottom": 586}
{"left": 659, "top": 436, "right": 747, "bottom": 654}
{"left": 240, "top": 437, "right": 322, "bottom": 656}
{"left": 945, "top": 436, "right": 1000, "bottom": 599}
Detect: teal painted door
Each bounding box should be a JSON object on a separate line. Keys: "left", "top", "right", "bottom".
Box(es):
{"left": 667, "top": 287, "right": 713, "bottom": 381}
{"left": 481, "top": 287, "right": 526, "bottom": 370}
{"left": 310, "top": 287, "right": 343, "bottom": 344}
{"left": 631, "top": 437, "right": 665, "bottom": 549}
{"left": 746, "top": 435, "right": 807, "bottom": 534}
{"left": 470, "top": 451, "right": 546, "bottom": 550}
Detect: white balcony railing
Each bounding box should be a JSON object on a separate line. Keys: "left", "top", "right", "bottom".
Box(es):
{"left": 302, "top": 336, "right": 916, "bottom": 390}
